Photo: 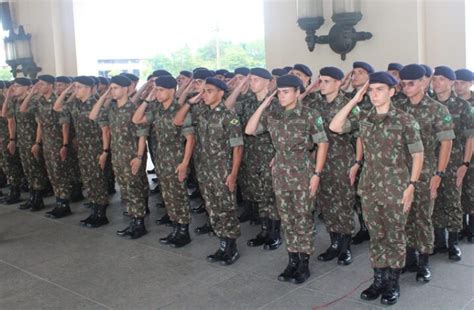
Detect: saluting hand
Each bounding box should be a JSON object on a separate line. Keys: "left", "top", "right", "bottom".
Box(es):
{"left": 260, "top": 90, "right": 277, "bottom": 110}
{"left": 402, "top": 185, "right": 415, "bottom": 213}
{"left": 353, "top": 81, "right": 369, "bottom": 104}
{"left": 341, "top": 71, "right": 352, "bottom": 91}
{"left": 188, "top": 91, "right": 202, "bottom": 105}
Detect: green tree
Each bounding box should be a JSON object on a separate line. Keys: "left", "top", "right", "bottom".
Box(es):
{"left": 0, "top": 67, "right": 14, "bottom": 80}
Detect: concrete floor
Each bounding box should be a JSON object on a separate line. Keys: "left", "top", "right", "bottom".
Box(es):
{"left": 0, "top": 181, "right": 473, "bottom": 310}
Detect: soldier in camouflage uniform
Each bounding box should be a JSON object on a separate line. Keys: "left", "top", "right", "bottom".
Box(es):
{"left": 309, "top": 67, "right": 357, "bottom": 266}
{"left": 331, "top": 72, "right": 424, "bottom": 305}
{"left": 432, "top": 66, "right": 474, "bottom": 260}
{"left": 3, "top": 78, "right": 49, "bottom": 208}
{"left": 387, "top": 63, "right": 407, "bottom": 103}
{"left": 225, "top": 68, "right": 281, "bottom": 250}
{"left": 134, "top": 76, "right": 195, "bottom": 248}
{"left": 246, "top": 74, "right": 329, "bottom": 285}
{"left": 174, "top": 77, "right": 243, "bottom": 265}
{"left": 454, "top": 69, "right": 474, "bottom": 243}
{"left": 0, "top": 81, "right": 23, "bottom": 204}
{"left": 90, "top": 75, "right": 149, "bottom": 239}
{"left": 55, "top": 76, "right": 110, "bottom": 228}
{"left": 395, "top": 64, "right": 455, "bottom": 282}
{"left": 21, "top": 75, "right": 73, "bottom": 216}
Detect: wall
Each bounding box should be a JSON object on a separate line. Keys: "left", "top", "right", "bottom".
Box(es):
{"left": 263, "top": 0, "right": 466, "bottom": 73}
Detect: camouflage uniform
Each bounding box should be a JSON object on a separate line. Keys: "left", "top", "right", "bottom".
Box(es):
{"left": 191, "top": 101, "right": 243, "bottom": 239}
{"left": 98, "top": 100, "right": 148, "bottom": 218}
{"left": 314, "top": 93, "right": 356, "bottom": 235}
{"left": 140, "top": 99, "right": 194, "bottom": 224}
{"left": 235, "top": 93, "right": 278, "bottom": 219}
{"left": 433, "top": 93, "right": 474, "bottom": 231}
{"left": 0, "top": 95, "right": 22, "bottom": 189}
{"left": 461, "top": 96, "right": 474, "bottom": 214}
{"left": 344, "top": 104, "right": 424, "bottom": 268}
{"left": 394, "top": 95, "right": 455, "bottom": 254}
{"left": 60, "top": 97, "right": 108, "bottom": 206}
{"left": 257, "top": 102, "right": 328, "bottom": 254}
{"left": 35, "top": 94, "right": 73, "bottom": 200}
{"left": 7, "top": 97, "right": 48, "bottom": 192}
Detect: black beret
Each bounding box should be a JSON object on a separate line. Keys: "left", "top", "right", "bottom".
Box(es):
{"left": 215, "top": 69, "right": 229, "bottom": 76}
{"left": 420, "top": 64, "right": 433, "bottom": 77}
{"left": 369, "top": 71, "right": 399, "bottom": 87}
{"left": 74, "top": 76, "right": 95, "bottom": 87}
{"left": 56, "top": 76, "right": 72, "bottom": 84}
{"left": 88, "top": 76, "right": 100, "bottom": 86}
{"left": 98, "top": 76, "right": 110, "bottom": 85}
{"left": 293, "top": 64, "right": 312, "bottom": 77}
{"left": 121, "top": 73, "right": 139, "bottom": 82}
{"left": 155, "top": 76, "right": 177, "bottom": 89}
{"left": 5, "top": 81, "right": 12, "bottom": 88}
{"left": 234, "top": 67, "right": 250, "bottom": 76}
{"left": 250, "top": 67, "right": 272, "bottom": 80}
{"left": 271, "top": 68, "right": 287, "bottom": 77}
{"left": 205, "top": 77, "right": 228, "bottom": 91}
{"left": 209, "top": 70, "right": 216, "bottom": 76}
{"left": 193, "top": 69, "right": 214, "bottom": 80}
{"left": 224, "top": 72, "right": 235, "bottom": 79}
{"left": 283, "top": 66, "right": 293, "bottom": 73}
{"left": 353, "top": 61, "right": 374, "bottom": 74}
{"left": 179, "top": 70, "right": 192, "bottom": 78}
{"left": 455, "top": 69, "right": 473, "bottom": 82}
{"left": 14, "top": 77, "right": 32, "bottom": 86}
{"left": 152, "top": 70, "right": 172, "bottom": 78}
{"left": 193, "top": 67, "right": 207, "bottom": 73}
{"left": 319, "top": 66, "right": 344, "bottom": 80}
{"left": 399, "top": 64, "right": 426, "bottom": 80}
{"left": 38, "top": 74, "right": 56, "bottom": 84}
{"left": 387, "top": 63, "right": 403, "bottom": 72}
{"left": 276, "top": 74, "right": 305, "bottom": 92}
{"left": 110, "top": 75, "right": 132, "bottom": 87}
{"left": 0, "top": 81, "right": 5, "bottom": 89}
{"left": 434, "top": 66, "right": 456, "bottom": 80}
{"left": 32, "top": 79, "right": 39, "bottom": 85}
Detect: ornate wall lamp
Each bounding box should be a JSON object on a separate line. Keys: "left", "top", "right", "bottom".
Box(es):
{"left": 4, "top": 25, "right": 42, "bottom": 78}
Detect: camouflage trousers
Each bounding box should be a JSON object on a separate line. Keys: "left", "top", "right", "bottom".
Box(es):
{"left": 104, "top": 153, "right": 115, "bottom": 192}
{"left": 160, "top": 174, "right": 190, "bottom": 224}
{"left": 362, "top": 198, "right": 407, "bottom": 269}
{"left": 113, "top": 154, "right": 149, "bottom": 218}
{"left": 43, "top": 142, "right": 72, "bottom": 200}
{"left": 200, "top": 179, "right": 240, "bottom": 239}
{"left": 276, "top": 190, "right": 315, "bottom": 255}
{"left": 240, "top": 160, "right": 279, "bottom": 220}
{"left": 318, "top": 172, "right": 355, "bottom": 235}
{"left": 0, "top": 142, "right": 22, "bottom": 187}
{"left": 18, "top": 146, "right": 48, "bottom": 191}
{"left": 405, "top": 176, "right": 434, "bottom": 254}
{"left": 77, "top": 144, "right": 108, "bottom": 205}
{"left": 461, "top": 167, "right": 474, "bottom": 214}
{"left": 433, "top": 164, "right": 463, "bottom": 232}
{"left": 68, "top": 144, "right": 83, "bottom": 189}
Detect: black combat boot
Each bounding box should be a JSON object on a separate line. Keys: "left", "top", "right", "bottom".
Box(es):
{"left": 278, "top": 252, "right": 300, "bottom": 282}
{"left": 127, "top": 217, "right": 147, "bottom": 239}
{"left": 4, "top": 186, "right": 21, "bottom": 205}
{"left": 80, "top": 203, "right": 96, "bottom": 226}
{"left": 361, "top": 268, "right": 387, "bottom": 300}
{"left": 220, "top": 238, "right": 240, "bottom": 265}
{"left": 448, "top": 231, "right": 462, "bottom": 261}
{"left": 468, "top": 214, "right": 474, "bottom": 243}
{"left": 160, "top": 223, "right": 178, "bottom": 244}
{"left": 402, "top": 247, "right": 418, "bottom": 273}
{"left": 117, "top": 218, "right": 135, "bottom": 236}
{"left": 30, "top": 190, "right": 45, "bottom": 212}
{"left": 416, "top": 253, "right": 431, "bottom": 282}
{"left": 264, "top": 219, "right": 282, "bottom": 250}
{"left": 19, "top": 190, "right": 34, "bottom": 209}
{"left": 87, "top": 204, "right": 109, "bottom": 228}
{"left": 247, "top": 218, "right": 269, "bottom": 247}
{"left": 381, "top": 268, "right": 401, "bottom": 305}
{"left": 317, "top": 232, "right": 340, "bottom": 261}
{"left": 238, "top": 201, "right": 253, "bottom": 223}
{"left": 352, "top": 213, "right": 370, "bottom": 244}
{"left": 70, "top": 184, "right": 85, "bottom": 202}
{"left": 194, "top": 219, "right": 214, "bottom": 235}
{"left": 290, "top": 253, "right": 310, "bottom": 284}
{"left": 207, "top": 238, "right": 226, "bottom": 262}
{"left": 433, "top": 228, "right": 448, "bottom": 254}
{"left": 155, "top": 213, "right": 173, "bottom": 226}
{"left": 169, "top": 223, "right": 191, "bottom": 248}
{"left": 337, "top": 234, "right": 353, "bottom": 265}
{"left": 47, "top": 198, "right": 72, "bottom": 219}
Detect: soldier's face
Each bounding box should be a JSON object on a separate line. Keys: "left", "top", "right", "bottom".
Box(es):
{"left": 352, "top": 68, "right": 369, "bottom": 89}
{"left": 215, "top": 74, "right": 225, "bottom": 81}
{"left": 75, "top": 83, "right": 91, "bottom": 100}
{"left": 319, "top": 76, "right": 341, "bottom": 96}
{"left": 154, "top": 86, "right": 175, "bottom": 103}
{"left": 177, "top": 75, "right": 191, "bottom": 88}
{"left": 291, "top": 70, "right": 310, "bottom": 87}
{"left": 277, "top": 87, "right": 299, "bottom": 108}
{"left": 432, "top": 75, "right": 454, "bottom": 95}
{"left": 109, "top": 84, "right": 127, "bottom": 100}
{"left": 388, "top": 70, "right": 400, "bottom": 80}
{"left": 235, "top": 74, "right": 247, "bottom": 84}
{"left": 55, "top": 82, "right": 68, "bottom": 95}
{"left": 250, "top": 75, "right": 269, "bottom": 94}
{"left": 454, "top": 80, "right": 472, "bottom": 96}
{"left": 368, "top": 83, "right": 395, "bottom": 107}
{"left": 422, "top": 76, "right": 432, "bottom": 91}
{"left": 37, "top": 81, "right": 52, "bottom": 95}
{"left": 401, "top": 79, "right": 424, "bottom": 98}
{"left": 12, "top": 83, "right": 28, "bottom": 97}
{"left": 97, "top": 84, "right": 107, "bottom": 94}
{"left": 202, "top": 85, "right": 223, "bottom": 106}
{"left": 193, "top": 79, "right": 205, "bottom": 92}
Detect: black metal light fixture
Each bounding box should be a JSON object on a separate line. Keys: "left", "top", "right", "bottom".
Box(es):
{"left": 297, "top": 0, "right": 372, "bottom": 60}
{"left": 297, "top": 0, "right": 324, "bottom": 52}
{"left": 3, "top": 25, "right": 41, "bottom": 78}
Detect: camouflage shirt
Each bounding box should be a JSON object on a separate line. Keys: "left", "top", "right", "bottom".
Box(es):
{"left": 345, "top": 89, "right": 373, "bottom": 112}
{"left": 301, "top": 91, "right": 323, "bottom": 110}
{"left": 6, "top": 96, "right": 38, "bottom": 148}
{"left": 257, "top": 102, "right": 328, "bottom": 192}
{"left": 0, "top": 94, "right": 7, "bottom": 144}
{"left": 35, "top": 93, "right": 63, "bottom": 147}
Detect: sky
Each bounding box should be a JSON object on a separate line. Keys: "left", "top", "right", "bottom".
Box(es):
{"left": 73, "top": 0, "right": 265, "bottom": 60}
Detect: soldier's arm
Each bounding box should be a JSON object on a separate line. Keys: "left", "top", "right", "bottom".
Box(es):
{"left": 53, "top": 84, "right": 74, "bottom": 112}
{"left": 19, "top": 85, "right": 39, "bottom": 113}
{"left": 224, "top": 76, "right": 249, "bottom": 111}
{"left": 89, "top": 88, "right": 111, "bottom": 121}
{"left": 245, "top": 91, "right": 276, "bottom": 135}
{"left": 132, "top": 101, "right": 149, "bottom": 125}
{"left": 178, "top": 81, "right": 195, "bottom": 106}
{"left": 1, "top": 90, "right": 11, "bottom": 118}
{"left": 132, "top": 80, "right": 153, "bottom": 105}
{"left": 329, "top": 82, "right": 368, "bottom": 133}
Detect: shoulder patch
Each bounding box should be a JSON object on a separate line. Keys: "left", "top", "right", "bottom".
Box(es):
{"left": 413, "top": 121, "right": 420, "bottom": 131}
{"left": 230, "top": 118, "right": 240, "bottom": 125}
{"left": 352, "top": 106, "right": 360, "bottom": 116}
{"left": 316, "top": 116, "right": 324, "bottom": 127}
{"left": 443, "top": 114, "right": 452, "bottom": 124}
{"left": 470, "top": 106, "right": 474, "bottom": 115}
